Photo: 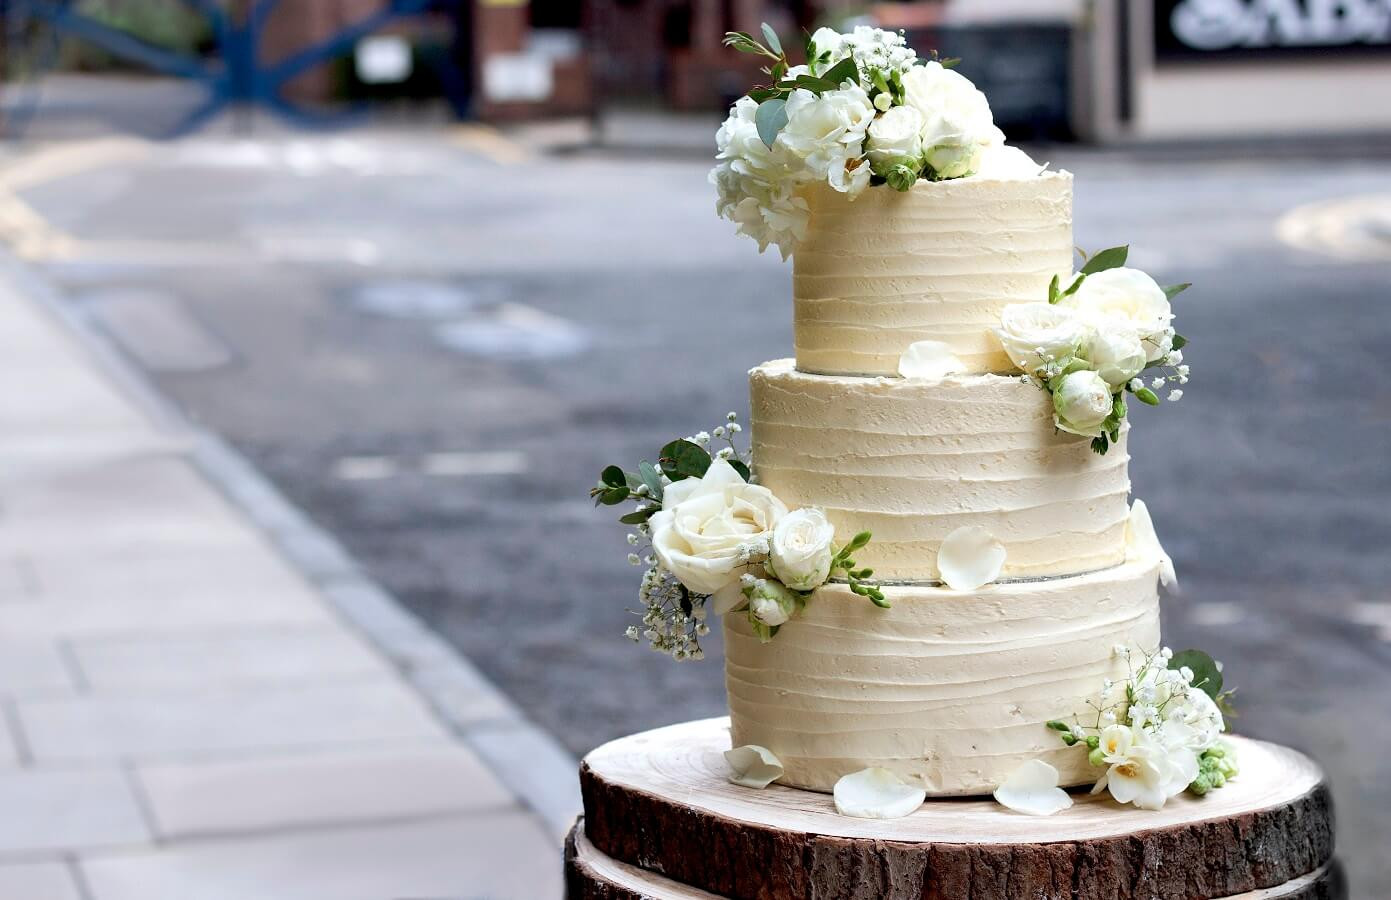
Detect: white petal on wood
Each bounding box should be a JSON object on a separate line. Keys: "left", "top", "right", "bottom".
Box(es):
{"left": 994, "top": 759, "right": 1074, "bottom": 816}
{"left": 937, "top": 526, "right": 1006, "bottom": 591}
{"left": 897, "top": 341, "right": 964, "bottom": 380}
{"left": 833, "top": 768, "right": 926, "bottom": 819}
{"left": 724, "top": 745, "right": 784, "bottom": 789}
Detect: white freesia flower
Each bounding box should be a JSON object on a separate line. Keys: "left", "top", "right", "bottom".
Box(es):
{"left": 744, "top": 577, "right": 797, "bottom": 627}
{"left": 725, "top": 745, "right": 784, "bottom": 789}
{"left": 780, "top": 86, "right": 875, "bottom": 195}
{"left": 1052, "top": 370, "right": 1114, "bottom": 437}
{"left": 768, "top": 508, "right": 836, "bottom": 591}
{"left": 833, "top": 768, "right": 926, "bottom": 819}
{"left": 649, "top": 459, "right": 788, "bottom": 595}
{"left": 901, "top": 61, "right": 1003, "bottom": 179}
{"left": 1125, "top": 499, "right": 1177, "bottom": 588}
{"left": 1088, "top": 329, "right": 1148, "bottom": 388}
{"left": 995, "top": 303, "right": 1088, "bottom": 375}
{"left": 865, "top": 105, "right": 924, "bottom": 177}
{"left": 937, "top": 525, "right": 1006, "bottom": 591}
{"left": 1062, "top": 268, "right": 1174, "bottom": 362}
{"left": 994, "top": 760, "right": 1073, "bottom": 816}
{"left": 898, "top": 340, "right": 964, "bottom": 380}
{"left": 975, "top": 144, "right": 1046, "bottom": 180}
{"left": 1091, "top": 734, "right": 1179, "bottom": 811}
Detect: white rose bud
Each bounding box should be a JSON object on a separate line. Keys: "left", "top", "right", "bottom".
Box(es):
{"left": 767, "top": 508, "right": 836, "bottom": 591}
{"left": 994, "top": 303, "right": 1088, "bottom": 375}
{"left": 1087, "top": 328, "right": 1148, "bottom": 388}
{"left": 865, "top": 105, "right": 925, "bottom": 178}
{"left": 1053, "top": 370, "right": 1114, "bottom": 437}
{"left": 744, "top": 578, "right": 798, "bottom": 628}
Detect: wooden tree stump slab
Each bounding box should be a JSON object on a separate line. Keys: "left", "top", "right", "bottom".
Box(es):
{"left": 566, "top": 822, "right": 1344, "bottom": 900}
{"left": 579, "top": 718, "right": 1337, "bottom": 900}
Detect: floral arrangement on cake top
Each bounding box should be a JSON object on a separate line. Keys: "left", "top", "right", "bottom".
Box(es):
{"left": 995, "top": 245, "right": 1192, "bottom": 455}
{"left": 995, "top": 645, "right": 1238, "bottom": 816}
{"left": 710, "top": 24, "right": 1038, "bottom": 258}
{"left": 590, "top": 413, "right": 885, "bottom": 659}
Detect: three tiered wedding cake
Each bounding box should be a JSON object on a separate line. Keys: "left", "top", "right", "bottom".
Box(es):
{"left": 593, "top": 24, "right": 1230, "bottom": 819}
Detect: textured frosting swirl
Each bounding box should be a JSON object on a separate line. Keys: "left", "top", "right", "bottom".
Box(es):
{"left": 750, "top": 359, "right": 1131, "bottom": 582}
{"left": 793, "top": 171, "right": 1073, "bottom": 376}
{"left": 725, "top": 556, "right": 1162, "bottom": 795}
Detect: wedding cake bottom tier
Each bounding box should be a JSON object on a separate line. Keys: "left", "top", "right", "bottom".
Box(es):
{"left": 723, "top": 558, "right": 1161, "bottom": 795}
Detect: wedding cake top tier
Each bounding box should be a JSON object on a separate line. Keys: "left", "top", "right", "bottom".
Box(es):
{"left": 793, "top": 172, "right": 1074, "bottom": 376}
{"left": 750, "top": 358, "right": 1131, "bottom": 583}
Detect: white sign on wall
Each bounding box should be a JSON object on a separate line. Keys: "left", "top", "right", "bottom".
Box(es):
{"left": 483, "top": 53, "right": 554, "bottom": 103}
{"left": 1159, "top": 0, "right": 1391, "bottom": 55}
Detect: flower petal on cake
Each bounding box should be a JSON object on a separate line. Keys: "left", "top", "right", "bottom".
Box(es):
{"left": 898, "top": 341, "right": 964, "bottom": 380}
{"left": 994, "top": 759, "right": 1073, "bottom": 816}
{"left": 1125, "top": 499, "right": 1178, "bottom": 589}
{"left": 833, "top": 768, "right": 926, "bottom": 819}
{"left": 937, "top": 526, "right": 1006, "bottom": 591}
{"left": 724, "top": 745, "right": 784, "bottom": 789}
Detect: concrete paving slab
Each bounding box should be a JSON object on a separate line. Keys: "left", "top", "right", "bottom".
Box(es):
{"left": 19, "top": 681, "right": 448, "bottom": 763}
{"left": 79, "top": 812, "right": 561, "bottom": 900}
{"left": 136, "top": 742, "right": 515, "bottom": 838}
{"left": 71, "top": 628, "right": 390, "bottom": 692}
{"left": 0, "top": 861, "right": 83, "bottom": 900}
{"left": 0, "top": 768, "right": 150, "bottom": 854}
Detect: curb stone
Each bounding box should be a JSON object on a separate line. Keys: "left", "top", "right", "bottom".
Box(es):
{"left": 0, "top": 248, "right": 582, "bottom": 841}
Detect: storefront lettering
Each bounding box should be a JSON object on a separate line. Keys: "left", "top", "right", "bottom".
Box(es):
{"left": 1170, "top": 0, "right": 1391, "bottom": 49}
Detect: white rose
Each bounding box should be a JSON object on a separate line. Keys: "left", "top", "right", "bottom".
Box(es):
{"left": 1053, "top": 370, "right": 1114, "bottom": 437}
{"left": 975, "top": 144, "right": 1045, "bottom": 180}
{"left": 779, "top": 86, "right": 875, "bottom": 186}
{"left": 744, "top": 577, "right": 798, "bottom": 627}
{"left": 900, "top": 61, "right": 1003, "bottom": 179}
{"left": 649, "top": 459, "right": 788, "bottom": 595}
{"left": 995, "top": 302, "right": 1088, "bottom": 375}
{"left": 768, "top": 508, "right": 836, "bottom": 591}
{"left": 865, "top": 105, "right": 924, "bottom": 177}
{"left": 1087, "top": 328, "right": 1148, "bottom": 388}
{"left": 1061, "top": 268, "right": 1174, "bottom": 362}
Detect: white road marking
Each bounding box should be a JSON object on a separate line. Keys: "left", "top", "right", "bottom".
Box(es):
{"left": 422, "top": 451, "right": 528, "bottom": 476}
{"left": 1187, "top": 602, "right": 1246, "bottom": 627}
{"left": 333, "top": 456, "right": 401, "bottom": 481}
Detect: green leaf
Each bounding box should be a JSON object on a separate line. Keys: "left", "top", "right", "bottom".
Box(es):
{"left": 600, "top": 465, "right": 626, "bottom": 488}
{"left": 819, "top": 56, "right": 858, "bottom": 88}
{"left": 1134, "top": 387, "right": 1160, "bottom": 406}
{"left": 755, "top": 98, "right": 788, "bottom": 149}
{"left": 1091, "top": 435, "right": 1110, "bottom": 455}
{"left": 1046, "top": 720, "right": 1074, "bottom": 733}
{"left": 1170, "top": 649, "right": 1224, "bottom": 701}
{"left": 729, "top": 459, "right": 752, "bottom": 482}
{"left": 619, "top": 506, "right": 659, "bottom": 525}
{"left": 1047, "top": 274, "right": 1061, "bottom": 304}
{"left": 760, "top": 22, "right": 782, "bottom": 57}
{"left": 769, "top": 59, "right": 786, "bottom": 82}
{"left": 597, "top": 486, "right": 629, "bottom": 506}
{"left": 722, "top": 31, "right": 761, "bottom": 54}
{"left": 1171, "top": 334, "right": 1188, "bottom": 351}
{"left": 638, "top": 461, "right": 664, "bottom": 503}
{"left": 746, "top": 86, "right": 780, "bottom": 103}
{"left": 1163, "top": 283, "right": 1192, "bottom": 301}
{"left": 1080, "top": 245, "right": 1129, "bottom": 275}
{"left": 1060, "top": 274, "right": 1086, "bottom": 298}
{"left": 658, "top": 440, "right": 712, "bottom": 481}
{"left": 939, "top": 56, "right": 961, "bottom": 69}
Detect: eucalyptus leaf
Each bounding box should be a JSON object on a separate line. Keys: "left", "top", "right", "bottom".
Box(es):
{"left": 1170, "top": 649, "right": 1224, "bottom": 701}
{"left": 755, "top": 98, "right": 789, "bottom": 149}
{"left": 819, "top": 56, "right": 858, "bottom": 88}
{"left": 638, "top": 460, "right": 664, "bottom": 503}
{"left": 597, "top": 486, "right": 630, "bottom": 506}
{"left": 600, "top": 465, "right": 626, "bottom": 489}
{"left": 729, "top": 459, "right": 752, "bottom": 482}
{"left": 659, "top": 439, "right": 713, "bottom": 481}
{"left": 1080, "top": 245, "right": 1129, "bottom": 275}
{"left": 1163, "top": 283, "right": 1192, "bottom": 301}
{"left": 619, "top": 507, "right": 659, "bottom": 525}
{"left": 1171, "top": 334, "right": 1188, "bottom": 351}
{"left": 760, "top": 22, "right": 782, "bottom": 56}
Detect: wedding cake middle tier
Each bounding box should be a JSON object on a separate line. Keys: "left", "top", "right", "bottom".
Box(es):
{"left": 750, "top": 358, "right": 1131, "bottom": 583}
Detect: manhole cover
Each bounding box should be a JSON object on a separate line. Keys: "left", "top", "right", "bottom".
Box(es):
{"left": 434, "top": 303, "right": 590, "bottom": 360}
{"left": 1276, "top": 194, "right": 1391, "bottom": 261}
{"left": 351, "top": 279, "right": 481, "bottom": 319}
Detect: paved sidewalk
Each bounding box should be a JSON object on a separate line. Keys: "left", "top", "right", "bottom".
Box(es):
{"left": 0, "top": 259, "right": 569, "bottom": 897}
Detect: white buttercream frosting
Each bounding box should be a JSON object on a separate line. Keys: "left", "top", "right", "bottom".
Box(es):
{"left": 724, "top": 557, "right": 1163, "bottom": 795}
{"left": 749, "top": 359, "right": 1131, "bottom": 582}
{"left": 792, "top": 171, "right": 1074, "bottom": 376}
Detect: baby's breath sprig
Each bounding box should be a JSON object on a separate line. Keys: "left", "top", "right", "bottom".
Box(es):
{"left": 627, "top": 567, "right": 709, "bottom": 661}
{"left": 828, "top": 531, "right": 888, "bottom": 608}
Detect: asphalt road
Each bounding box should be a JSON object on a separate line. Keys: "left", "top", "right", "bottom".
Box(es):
{"left": 6, "top": 128, "right": 1389, "bottom": 891}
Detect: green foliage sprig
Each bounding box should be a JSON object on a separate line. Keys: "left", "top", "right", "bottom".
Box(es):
{"left": 830, "top": 531, "right": 888, "bottom": 608}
